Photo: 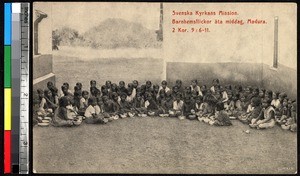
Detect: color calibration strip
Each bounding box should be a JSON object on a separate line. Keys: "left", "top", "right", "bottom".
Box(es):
{"left": 4, "top": 3, "right": 30, "bottom": 174}
{"left": 4, "top": 2, "right": 12, "bottom": 174}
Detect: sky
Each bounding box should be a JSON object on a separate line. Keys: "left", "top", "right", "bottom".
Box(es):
{"left": 43, "top": 2, "right": 161, "bottom": 34}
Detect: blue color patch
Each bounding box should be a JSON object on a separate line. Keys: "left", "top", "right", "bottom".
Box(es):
{"left": 5, "top": 3, "right": 12, "bottom": 45}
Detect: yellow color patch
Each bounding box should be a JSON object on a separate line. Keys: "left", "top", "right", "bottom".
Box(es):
{"left": 5, "top": 88, "right": 11, "bottom": 130}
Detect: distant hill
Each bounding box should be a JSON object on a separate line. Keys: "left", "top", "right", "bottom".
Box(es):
{"left": 53, "top": 18, "right": 162, "bottom": 49}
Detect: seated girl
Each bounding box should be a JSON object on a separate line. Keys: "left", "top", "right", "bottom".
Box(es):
{"left": 132, "top": 93, "right": 147, "bottom": 116}
{"left": 238, "top": 97, "right": 262, "bottom": 124}
{"left": 275, "top": 98, "right": 289, "bottom": 125}
{"left": 84, "top": 97, "right": 108, "bottom": 124}
{"left": 211, "top": 102, "right": 232, "bottom": 126}
{"left": 157, "top": 89, "right": 169, "bottom": 116}
{"left": 249, "top": 98, "right": 276, "bottom": 129}
{"left": 44, "top": 89, "right": 58, "bottom": 114}
{"left": 198, "top": 93, "right": 217, "bottom": 124}
{"left": 145, "top": 92, "right": 164, "bottom": 116}
{"left": 51, "top": 96, "right": 81, "bottom": 127}
{"left": 119, "top": 92, "right": 135, "bottom": 118}
{"left": 281, "top": 101, "right": 297, "bottom": 132}
{"left": 36, "top": 89, "right": 53, "bottom": 118}
{"left": 271, "top": 92, "right": 281, "bottom": 109}
{"left": 169, "top": 93, "right": 184, "bottom": 117}
{"left": 101, "top": 95, "right": 118, "bottom": 121}
{"left": 183, "top": 96, "right": 197, "bottom": 120}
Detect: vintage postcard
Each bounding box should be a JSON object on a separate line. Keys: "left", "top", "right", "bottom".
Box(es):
{"left": 32, "top": 2, "right": 297, "bottom": 174}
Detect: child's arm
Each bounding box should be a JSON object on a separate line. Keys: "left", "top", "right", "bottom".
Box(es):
{"left": 252, "top": 108, "right": 264, "bottom": 124}
{"left": 258, "top": 110, "right": 274, "bottom": 124}
{"left": 39, "top": 98, "right": 46, "bottom": 112}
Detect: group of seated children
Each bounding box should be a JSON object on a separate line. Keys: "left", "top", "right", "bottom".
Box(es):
{"left": 34, "top": 79, "right": 297, "bottom": 132}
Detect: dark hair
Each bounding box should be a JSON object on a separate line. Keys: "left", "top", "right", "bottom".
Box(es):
{"left": 88, "top": 97, "right": 97, "bottom": 105}
{"left": 61, "top": 85, "right": 68, "bottom": 91}
{"left": 161, "top": 80, "right": 167, "bottom": 85}
{"left": 262, "top": 98, "right": 272, "bottom": 105}
{"left": 76, "top": 82, "right": 82, "bottom": 87}
{"left": 74, "top": 90, "right": 82, "bottom": 97}
{"left": 119, "top": 81, "right": 125, "bottom": 85}
{"left": 82, "top": 90, "right": 89, "bottom": 96}
{"left": 176, "top": 80, "right": 182, "bottom": 84}
{"left": 47, "top": 81, "right": 54, "bottom": 87}
{"left": 63, "top": 82, "right": 69, "bottom": 88}
{"left": 59, "top": 96, "right": 69, "bottom": 107}
{"left": 90, "top": 80, "right": 96, "bottom": 85}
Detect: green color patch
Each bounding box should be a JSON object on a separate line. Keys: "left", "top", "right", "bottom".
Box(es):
{"left": 4, "top": 46, "right": 11, "bottom": 88}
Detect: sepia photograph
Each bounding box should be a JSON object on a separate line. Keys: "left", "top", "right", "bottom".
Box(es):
{"left": 32, "top": 2, "right": 297, "bottom": 174}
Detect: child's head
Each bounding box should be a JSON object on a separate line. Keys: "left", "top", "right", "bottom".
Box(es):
{"left": 176, "top": 79, "right": 182, "bottom": 87}
{"left": 44, "top": 89, "right": 52, "bottom": 98}
{"left": 200, "top": 85, "right": 207, "bottom": 92}
{"left": 184, "top": 96, "right": 191, "bottom": 104}
{"left": 101, "top": 85, "right": 108, "bottom": 94}
{"left": 240, "top": 93, "right": 246, "bottom": 102}
{"left": 136, "top": 93, "right": 143, "bottom": 101}
{"left": 88, "top": 97, "right": 97, "bottom": 106}
{"left": 282, "top": 98, "right": 288, "bottom": 107}
{"left": 119, "top": 81, "right": 125, "bottom": 88}
{"left": 172, "top": 86, "right": 179, "bottom": 93}
{"left": 161, "top": 80, "right": 168, "bottom": 89}
{"left": 153, "top": 84, "right": 159, "bottom": 93}
{"left": 146, "top": 81, "right": 152, "bottom": 88}
{"left": 214, "top": 91, "right": 221, "bottom": 100}
{"left": 159, "top": 89, "right": 166, "bottom": 98}
{"left": 63, "top": 82, "right": 69, "bottom": 89}
{"left": 272, "top": 92, "right": 280, "bottom": 100}
{"left": 61, "top": 85, "right": 68, "bottom": 95}
{"left": 127, "top": 87, "right": 133, "bottom": 96}
{"left": 102, "top": 96, "right": 109, "bottom": 104}
{"left": 111, "top": 83, "right": 118, "bottom": 92}
{"left": 185, "top": 86, "right": 191, "bottom": 93}
{"left": 47, "top": 81, "right": 54, "bottom": 89}
{"left": 120, "top": 92, "right": 127, "bottom": 101}
{"left": 59, "top": 96, "right": 70, "bottom": 108}
{"left": 90, "top": 80, "right": 96, "bottom": 87}
{"left": 279, "top": 92, "right": 287, "bottom": 101}
{"left": 259, "top": 88, "right": 265, "bottom": 98}
{"left": 74, "top": 90, "right": 82, "bottom": 99}
{"left": 251, "top": 97, "right": 261, "bottom": 107}
{"left": 265, "top": 90, "right": 273, "bottom": 99}
{"left": 262, "top": 98, "right": 272, "bottom": 108}
{"left": 227, "top": 91, "right": 233, "bottom": 99}
{"left": 133, "top": 80, "right": 139, "bottom": 88}
{"left": 76, "top": 82, "right": 82, "bottom": 89}
{"left": 112, "top": 92, "right": 119, "bottom": 102}
{"left": 145, "top": 92, "right": 153, "bottom": 100}
{"left": 166, "top": 90, "right": 172, "bottom": 99}
{"left": 82, "top": 91, "right": 89, "bottom": 99}
{"left": 252, "top": 88, "right": 259, "bottom": 96}
{"left": 105, "top": 80, "right": 111, "bottom": 88}
{"left": 232, "top": 93, "right": 239, "bottom": 101}
{"left": 74, "top": 85, "right": 81, "bottom": 92}
{"left": 128, "top": 83, "right": 134, "bottom": 89}
{"left": 191, "top": 79, "right": 198, "bottom": 87}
